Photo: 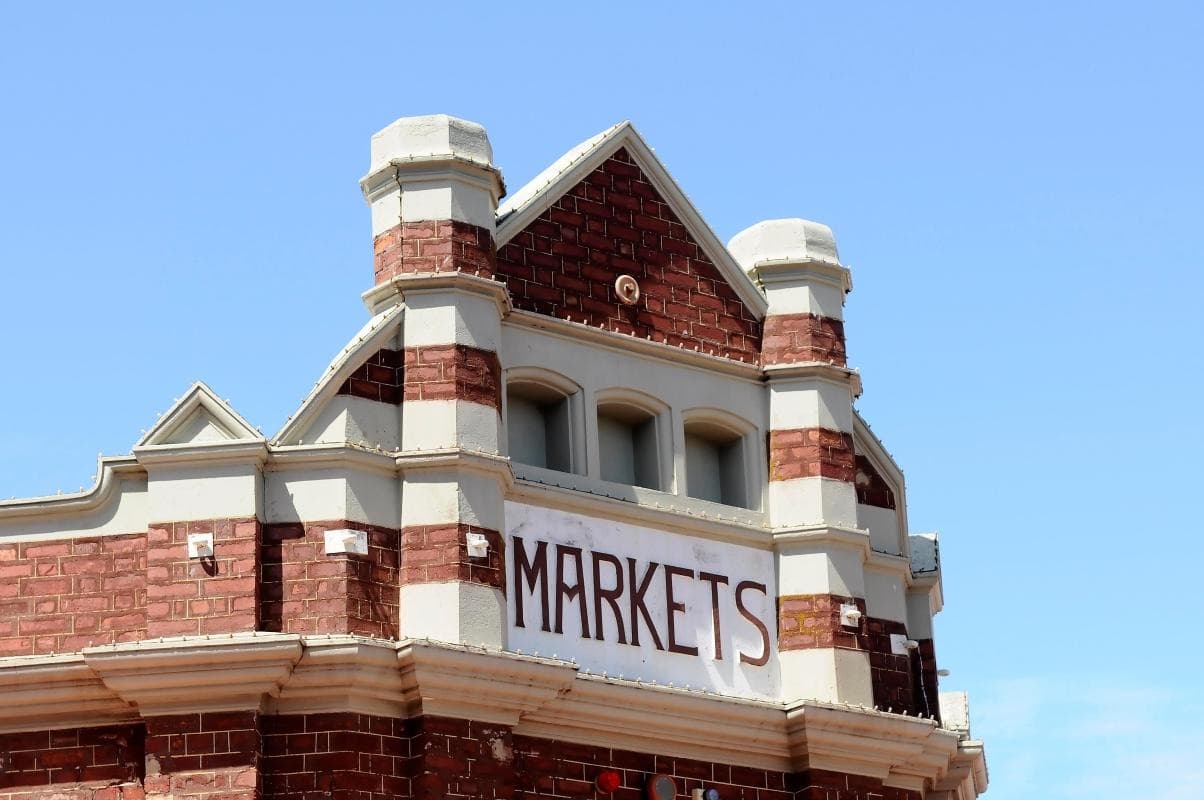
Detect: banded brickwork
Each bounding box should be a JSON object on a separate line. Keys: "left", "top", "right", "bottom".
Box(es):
{"left": 762, "top": 314, "right": 846, "bottom": 367}
{"left": 260, "top": 520, "right": 400, "bottom": 638}
{"left": 402, "top": 345, "right": 501, "bottom": 410}
{"left": 398, "top": 523, "right": 504, "bottom": 590}
{"left": 778, "top": 594, "right": 926, "bottom": 716}
{"left": 769, "top": 429, "right": 856, "bottom": 483}
{"left": 373, "top": 220, "right": 496, "bottom": 284}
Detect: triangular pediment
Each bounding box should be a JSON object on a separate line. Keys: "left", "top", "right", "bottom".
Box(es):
{"left": 136, "top": 382, "right": 262, "bottom": 447}
{"left": 495, "top": 124, "right": 767, "bottom": 363}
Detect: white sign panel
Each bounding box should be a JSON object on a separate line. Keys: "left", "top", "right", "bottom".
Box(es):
{"left": 506, "top": 501, "right": 780, "bottom": 700}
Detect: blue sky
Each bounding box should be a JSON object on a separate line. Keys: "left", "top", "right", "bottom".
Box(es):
{"left": 2, "top": 3, "right": 1202, "bottom": 797}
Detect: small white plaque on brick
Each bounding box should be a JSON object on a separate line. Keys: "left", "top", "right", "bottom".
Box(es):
{"left": 324, "top": 529, "right": 368, "bottom": 556}
{"left": 187, "top": 532, "right": 214, "bottom": 559}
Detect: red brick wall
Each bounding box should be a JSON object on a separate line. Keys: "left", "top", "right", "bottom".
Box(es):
{"left": 792, "top": 769, "right": 919, "bottom": 800}
{"left": 0, "top": 534, "right": 146, "bottom": 656}
{"left": 374, "top": 221, "right": 496, "bottom": 284}
{"left": 778, "top": 594, "right": 866, "bottom": 652}
{"left": 513, "top": 731, "right": 791, "bottom": 800}
{"left": 914, "top": 638, "right": 941, "bottom": 722}
{"left": 399, "top": 524, "right": 504, "bottom": 590}
{"left": 144, "top": 712, "right": 259, "bottom": 800}
{"left": 863, "top": 617, "right": 914, "bottom": 715}
{"left": 402, "top": 715, "right": 798, "bottom": 800}
{"left": 0, "top": 715, "right": 923, "bottom": 800}
{"left": 261, "top": 521, "right": 400, "bottom": 638}
{"left": 0, "top": 785, "right": 145, "bottom": 800}
{"left": 762, "top": 314, "right": 846, "bottom": 367}
{"left": 768, "top": 429, "right": 856, "bottom": 483}
{"left": 261, "top": 713, "right": 408, "bottom": 800}
{"left": 266, "top": 713, "right": 923, "bottom": 800}
{"left": 0, "top": 725, "right": 143, "bottom": 792}
{"left": 854, "top": 456, "right": 896, "bottom": 510}
{"left": 778, "top": 594, "right": 923, "bottom": 716}
{"left": 337, "top": 349, "right": 404, "bottom": 405}
{"left": 496, "top": 148, "right": 761, "bottom": 364}
{"left": 403, "top": 345, "right": 501, "bottom": 409}
{"left": 145, "top": 520, "right": 260, "bottom": 638}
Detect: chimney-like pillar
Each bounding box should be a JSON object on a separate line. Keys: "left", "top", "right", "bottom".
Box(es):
{"left": 362, "top": 114, "right": 510, "bottom": 649}
{"left": 361, "top": 114, "right": 503, "bottom": 288}
{"left": 731, "top": 219, "right": 871, "bottom": 705}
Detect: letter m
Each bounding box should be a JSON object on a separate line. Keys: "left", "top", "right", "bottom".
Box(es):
{"left": 512, "top": 536, "right": 551, "bottom": 632}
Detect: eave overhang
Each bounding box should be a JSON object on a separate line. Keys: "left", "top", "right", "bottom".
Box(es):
{"left": 0, "top": 636, "right": 986, "bottom": 796}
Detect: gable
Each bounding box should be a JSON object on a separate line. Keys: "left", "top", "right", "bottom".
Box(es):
{"left": 495, "top": 147, "right": 762, "bottom": 364}
{"left": 136, "top": 382, "right": 262, "bottom": 447}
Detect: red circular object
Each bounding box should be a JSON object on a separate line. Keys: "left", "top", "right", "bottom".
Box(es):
{"left": 595, "top": 771, "right": 622, "bottom": 793}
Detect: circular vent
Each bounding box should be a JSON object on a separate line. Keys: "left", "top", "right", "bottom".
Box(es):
{"left": 615, "top": 274, "right": 640, "bottom": 305}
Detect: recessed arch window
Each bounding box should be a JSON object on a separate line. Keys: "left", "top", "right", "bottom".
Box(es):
{"left": 595, "top": 390, "right": 667, "bottom": 491}
{"left": 505, "top": 368, "right": 582, "bottom": 474}
{"left": 682, "top": 410, "right": 757, "bottom": 509}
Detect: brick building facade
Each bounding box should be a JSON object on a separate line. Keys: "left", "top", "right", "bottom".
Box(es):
{"left": 0, "top": 115, "right": 987, "bottom": 800}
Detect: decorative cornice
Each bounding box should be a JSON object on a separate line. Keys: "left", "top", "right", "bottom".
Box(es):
{"left": 774, "top": 526, "right": 920, "bottom": 585}
{"left": 773, "top": 524, "right": 871, "bottom": 552}
{"left": 935, "top": 740, "right": 988, "bottom": 799}
{"left": 517, "top": 674, "right": 792, "bottom": 772}
{"left": 0, "top": 457, "right": 142, "bottom": 521}
{"left": 362, "top": 270, "right": 514, "bottom": 317}
{"left": 267, "top": 443, "right": 401, "bottom": 477}
{"left": 133, "top": 440, "right": 270, "bottom": 468}
{"left": 82, "top": 633, "right": 303, "bottom": 715}
{"left": 786, "top": 702, "right": 958, "bottom": 789}
{"left": 510, "top": 478, "right": 771, "bottom": 550}
{"left": 360, "top": 156, "right": 505, "bottom": 205}
{"left": 749, "top": 257, "right": 853, "bottom": 294}
{"left": 270, "top": 635, "right": 407, "bottom": 718}
{"left": 763, "top": 361, "right": 863, "bottom": 397}
{"left": 505, "top": 309, "right": 764, "bottom": 380}
{"left": 0, "top": 637, "right": 986, "bottom": 798}
{"left": 397, "top": 640, "right": 576, "bottom": 726}
{"left": 0, "top": 653, "right": 134, "bottom": 734}
{"left": 397, "top": 448, "right": 515, "bottom": 488}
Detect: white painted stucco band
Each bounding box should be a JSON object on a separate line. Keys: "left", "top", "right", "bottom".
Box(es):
{"left": 403, "top": 291, "right": 502, "bottom": 351}
{"left": 863, "top": 567, "right": 908, "bottom": 625}
{"left": 778, "top": 648, "right": 872, "bottom": 706}
{"left": 400, "top": 469, "right": 505, "bottom": 531}
{"left": 775, "top": 541, "right": 867, "bottom": 598}
{"left": 368, "top": 175, "right": 498, "bottom": 235}
{"left": 401, "top": 400, "right": 500, "bottom": 453}
{"left": 763, "top": 281, "right": 847, "bottom": 320}
{"left": 146, "top": 465, "right": 260, "bottom": 523}
{"left": 265, "top": 467, "right": 400, "bottom": 528}
{"left": 769, "top": 379, "right": 855, "bottom": 433}
{"left": 767, "top": 477, "right": 858, "bottom": 529}
{"left": 400, "top": 581, "right": 506, "bottom": 649}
